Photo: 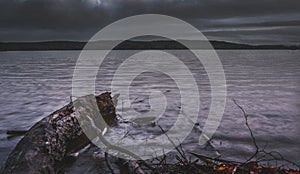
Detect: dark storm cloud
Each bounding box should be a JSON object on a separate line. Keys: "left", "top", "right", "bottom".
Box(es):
{"left": 0, "top": 0, "right": 300, "bottom": 44}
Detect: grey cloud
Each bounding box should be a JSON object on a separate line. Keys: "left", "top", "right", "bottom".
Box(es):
{"left": 0, "top": 0, "right": 299, "bottom": 44}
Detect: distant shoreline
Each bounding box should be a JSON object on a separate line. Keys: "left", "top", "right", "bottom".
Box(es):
{"left": 0, "top": 40, "right": 299, "bottom": 51}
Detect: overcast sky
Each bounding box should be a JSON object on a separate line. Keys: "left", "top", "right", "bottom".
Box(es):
{"left": 0, "top": 0, "right": 299, "bottom": 44}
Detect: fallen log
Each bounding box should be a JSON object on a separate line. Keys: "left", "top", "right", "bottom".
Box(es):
{"left": 1, "top": 92, "right": 116, "bottom": 174}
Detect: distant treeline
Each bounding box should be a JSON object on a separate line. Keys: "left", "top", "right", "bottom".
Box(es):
{"left": 0, "top": 40, "right": 299, "bottom": 51}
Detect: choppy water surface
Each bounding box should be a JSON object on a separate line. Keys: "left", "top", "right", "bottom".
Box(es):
{"left": 0, "top": 50, "right": 299, "bottom": 167}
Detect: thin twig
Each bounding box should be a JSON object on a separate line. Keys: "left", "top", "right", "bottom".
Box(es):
{"left": 233, "top": 99, "right": 300, "bottom": 168}
{"left": 158, "top": 125, "right": 187, "bottom": 162}
{"left": 233, "top": 99, "right": 259, "bottom": 164}
{"left": 189, "top": 152, "right": 239, "bottom": 164}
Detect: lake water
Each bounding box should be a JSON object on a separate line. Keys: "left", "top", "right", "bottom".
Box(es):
{"left": 0, "top": 50, "right": 299, "bottom": 168}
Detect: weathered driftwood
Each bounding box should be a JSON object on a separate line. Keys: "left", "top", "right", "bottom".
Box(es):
{"left": 1, "top": 92, "right": 116, "bottom": 174}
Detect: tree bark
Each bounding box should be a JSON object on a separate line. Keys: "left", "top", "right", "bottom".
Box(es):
{"left": 1, "top": 92, "right": 116, "bottom": 174}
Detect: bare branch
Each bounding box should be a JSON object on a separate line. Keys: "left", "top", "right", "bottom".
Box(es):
{"left": 233, "top": 98, "right": 259, "bottom": 164}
